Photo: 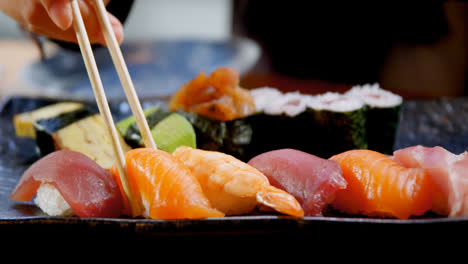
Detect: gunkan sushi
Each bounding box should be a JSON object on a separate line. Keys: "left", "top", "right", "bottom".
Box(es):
{"left": 168, "top": 67, "right": 256, "bottom": 121}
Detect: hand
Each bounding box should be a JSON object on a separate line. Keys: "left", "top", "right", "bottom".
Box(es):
{"left": 0, "top": 0, "right": 124, "bottom": 45}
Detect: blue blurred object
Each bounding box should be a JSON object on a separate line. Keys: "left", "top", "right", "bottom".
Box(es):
{"left": 20, "top": 38, "right": 260, "bottom": 101}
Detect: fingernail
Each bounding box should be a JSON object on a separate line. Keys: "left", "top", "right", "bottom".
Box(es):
{"left": 49, "top": 2, "right": 73, "bottom": 30}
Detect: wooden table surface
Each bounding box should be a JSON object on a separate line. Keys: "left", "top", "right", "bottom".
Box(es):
{"left": 0, "top": 39, "right": 48, "bottom": 98}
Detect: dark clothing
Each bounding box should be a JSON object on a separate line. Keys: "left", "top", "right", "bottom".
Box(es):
{"left": 233, "top": 2, "right": 448, "bottom": 84}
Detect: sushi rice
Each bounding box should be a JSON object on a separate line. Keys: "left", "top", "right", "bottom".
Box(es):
{"left": 346, "top": 83, "right": 402, "bottom": 108}
{"left": 250, "top": 87, "right": 283, "bottom": 113}
{"left": 306, "top": 92, "right": 365, "bottom": 113}
{"left": 34, "top": 183, "right": 75, "bottom": 217}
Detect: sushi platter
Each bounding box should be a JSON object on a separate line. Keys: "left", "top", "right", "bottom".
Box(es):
{"left": 1, "top": 93, "right": 468, "bottom": 240}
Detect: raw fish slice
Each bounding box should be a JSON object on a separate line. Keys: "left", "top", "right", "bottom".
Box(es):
{"left": 9, "top": 150, "right": 122, "bottom": 218}
{"left": 110, "top": 148, "right": 224, "bottom": 219}
{"left": 248, "top": 149, "right": 347, "bottom": 216}
{"left": 173, "top": 146, "right": 304, "bottom": 217}
{"left": 393, "top": 145, "right": 468, "bottom": 216}
{"left": 330, "top": 149, "right": 433, "bottom": 219}
{"left": 168, "top": 67, "right": 256, "bottom": 121}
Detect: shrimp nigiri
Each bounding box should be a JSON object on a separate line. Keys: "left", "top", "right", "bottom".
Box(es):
{"left": 173, "top": 146, "right": 304, "bottom": 217}
{"left": 330, "top": 149, "right": 433, "bottom": 219}
{"left": 110, "top": 148, "right": 224, "bottom": 219}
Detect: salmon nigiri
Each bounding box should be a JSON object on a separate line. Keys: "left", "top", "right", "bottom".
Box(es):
{"left": 330, "top": 149, "right": 433, "bottom": 219}
{"left": 173, "top": 146, "right": 304, "bottom": 217}
{"left": 110, "top": 148, "right": 224, "bottom": 219}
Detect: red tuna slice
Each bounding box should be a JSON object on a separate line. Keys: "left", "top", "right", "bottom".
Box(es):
{"left": 248, "top": 149, "right": 347, "bottom": 216}
{"left": 393, "top": 145, "right": 468, "bottom": 216}
{"left": 9, "top": 150, "right": 122, "bottom": 218}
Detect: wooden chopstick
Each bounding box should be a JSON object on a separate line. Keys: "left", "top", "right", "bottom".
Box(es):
{"left": 71, "top": 0, "right": 137, "bottom": 216}
{"left": 93, "top": 0, "right": 157, "bottom": 150}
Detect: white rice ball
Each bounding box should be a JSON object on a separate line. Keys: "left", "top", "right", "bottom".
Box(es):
{"left": 34, "top": 183, "right": 75, "bottom": 217}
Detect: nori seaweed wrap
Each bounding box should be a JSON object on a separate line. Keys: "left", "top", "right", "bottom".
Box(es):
{"left": 247, "top": 85, "right": 401, "bottom": 158}
{"left": 306, "top": 92, "right": 368, "bottom": 158}
{"left": 346, "top": 84, "right": 402, "bottom": 154}
{"left": 177, "top": 111, "right": 227, "bottom": 151}
{"left": 245, "top": 89, "right": 319, "bottom": 159}
{"left": 178, "top": 111, "right": 255, "bottom": 160}
{"left": 220, "top": 118, "right": 253, "bottom": 160}
{"left": 115, "top": 84, "right": 400, "bottom": 160}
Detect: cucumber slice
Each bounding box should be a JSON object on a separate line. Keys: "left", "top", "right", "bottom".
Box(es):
{"left": 151, "top": 113, "right": 196, "bottom": 153}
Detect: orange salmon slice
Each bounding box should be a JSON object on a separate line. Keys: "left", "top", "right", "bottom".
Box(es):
{"left": 110, "top": 148, "right": 224, "bottom": 219}
{"left": 330, "top": 149, "right": 433, "bottom": 219}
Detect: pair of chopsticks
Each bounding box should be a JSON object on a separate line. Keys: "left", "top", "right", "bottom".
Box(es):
{"left": 71, "top": 0, "right": 156, "bottom": 215}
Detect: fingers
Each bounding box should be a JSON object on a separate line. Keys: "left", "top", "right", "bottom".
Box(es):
{"left": 40, "top": 0, "right": 72, "bottom": 30}
{"left": 73, "top": 1, "right": 124, "bottom": 45}
{"left": 24, "top": 0, "right": 124, "bottom": 46}
{"left": 95, "top": 12, "right": 125, "bottom": 45}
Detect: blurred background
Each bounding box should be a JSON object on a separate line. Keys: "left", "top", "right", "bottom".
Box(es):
{"left": 0, "top": 0, "right": 232, "bottom": 40}
{"left": 0, "top": 0, "right": 467, "bottom": 99}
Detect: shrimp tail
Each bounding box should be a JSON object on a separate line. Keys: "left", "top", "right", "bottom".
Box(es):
{"left": 256, "top": 185, "right": 304, "bottom": 217}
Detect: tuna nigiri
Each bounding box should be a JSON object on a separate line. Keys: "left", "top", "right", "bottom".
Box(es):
{"left": 9, "top": 150, "right": 122, "bottom": 218}
{"left": 168, "top": 67, "right": 256, "bottom": 121}
{"left": 248, "top": 149, "right": 347, "bottom": 216}
{"left": 330, "top": 149, "right": 433, "bottom": 219}
{"left": 394, "top": 145, "right": 468, "bottom": 216}
{"left": 110, "top": 148, "right": 224, "bottom": 219}
{"left": 173, "top": 146, "right": 304, "bottom": 217}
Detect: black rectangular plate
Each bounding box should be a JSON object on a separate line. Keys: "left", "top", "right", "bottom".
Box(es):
{"left": 1, "top": 96, "right": 468, "bottom": 241}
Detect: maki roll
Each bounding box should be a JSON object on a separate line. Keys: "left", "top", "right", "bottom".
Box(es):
{"left": 306, "top": 92, "right": 368, "bottom": 158}
{"left": 264, "top": 91, "right": 311, "bottom": 117}
{"left": 248, "top": 88, "right": 368, "bottom": 159}
{"left": 250, "top": 87, "right": 283, "bottom": 113}
{"left": 246, "top": 89, "right": 315, "bottom": 159}
{"left": 346, "top": 84, "right": 402, "bottom": 154}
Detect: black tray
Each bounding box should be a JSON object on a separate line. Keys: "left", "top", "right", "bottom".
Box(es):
{"left": 1, "top": 96, "right": 468, "bottom": 243}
